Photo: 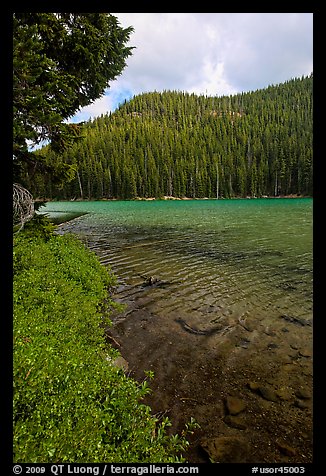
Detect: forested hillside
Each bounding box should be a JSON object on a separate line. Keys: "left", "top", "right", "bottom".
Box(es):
{"left": 30, "top": 74, "right": 312, "bottom": 199}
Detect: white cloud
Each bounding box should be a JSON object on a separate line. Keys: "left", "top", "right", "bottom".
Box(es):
{"left": 108, "top": 12, "right": 240, "bottom": 101}
{"left": 70, "top": 95, "right": 115, "bottom": 123}
{"left": 187, "top": 61, "right": 237, "bottom": 97}
{"left": 71, "top": 12, "right": 313, "bottom": 122}
{"left": 114, "top": 12, "right": 312, "bottom": 94}
{"left": 207, "top": 13, "right": 313, "bottom": 92}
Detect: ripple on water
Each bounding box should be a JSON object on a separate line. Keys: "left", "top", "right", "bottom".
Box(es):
{"left": 55, "top": 199, "right": 312, "bottom": 330}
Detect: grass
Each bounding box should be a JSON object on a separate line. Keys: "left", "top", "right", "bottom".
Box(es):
{"left": 13, "top": 216, "right": 197, "bottom": 463}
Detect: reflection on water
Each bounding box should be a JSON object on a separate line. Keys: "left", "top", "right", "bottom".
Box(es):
{"left": 42, "top": 198, "right": 313, "bottom": 328}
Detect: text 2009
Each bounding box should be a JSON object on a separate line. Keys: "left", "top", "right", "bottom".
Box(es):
{"left": 26, "top": 468, "right": 46, "bottom": 473}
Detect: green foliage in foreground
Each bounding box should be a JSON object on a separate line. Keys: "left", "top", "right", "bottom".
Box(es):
{"left": 13, "top": 219, "right": 196, "bottom": 463}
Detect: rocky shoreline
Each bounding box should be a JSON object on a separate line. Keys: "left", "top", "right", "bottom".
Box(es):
{"left": 105, "top": 277, "right": 313, "bottom": 464}
{"left": 38, "top": 194, "right": 310, "bottom": 203}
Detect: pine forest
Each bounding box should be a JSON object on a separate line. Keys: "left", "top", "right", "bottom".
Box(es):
{"left": 29, "top": 74, "right": 312, "bottom": 200}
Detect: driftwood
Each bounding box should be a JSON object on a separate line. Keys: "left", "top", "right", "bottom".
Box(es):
{"left": 140, "top": 274, "right": 174, "bottom": 288}
{"left": 13, "top": 183, "right": 34, "bottom": 231}
{"left": 105, "top": 332, "right": 121, "bottom": 347}
{"left": 175, "top": 317, "right": 223, "bottom": 336}
{"left": 280, "top": 314, "right": 312, "bottom": 327}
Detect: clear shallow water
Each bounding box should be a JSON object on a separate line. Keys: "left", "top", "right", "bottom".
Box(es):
{"left": 40, "top": 198, "right": 313, "bottom": 326}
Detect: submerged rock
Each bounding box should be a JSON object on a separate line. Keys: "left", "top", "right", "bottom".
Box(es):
{"left": 200, "top": 436, "right": 249, "bottom": 463}
{"left": 225, "top": 396, "right": 246, "bottom": 415}
{"left": 294, "top": 400, "right": 310, "bottom": 409}
{"left": 248, "top": 382, "right": 279, "bottom": 402}
{"left": 238, "top": 316, "right": 255, "bottom": 332}
{"left": 258, "top": 387, "right": 279, "bottom": 402}
{"left": 112, "top": 356, "right": 129, "bottom": 373}
{"left": 295, "top": 388, "right": 311, "bottom": 400}
{"left": 276, "top": 440, "right": 297, "bottom": 457}
{"left": 264, "top": 327, "right": 277, "bottom": 336}
{"left": 223, "top": 414, "right": 247, "bottom": 430}
{"left": 276, "top": 388, "right": 293, "bottom": 401}
{"left": 248, "top": 381, "right": 260, "bottom": 392}
{"left": 299, "top": 348, "right": 312, "bottom": 358}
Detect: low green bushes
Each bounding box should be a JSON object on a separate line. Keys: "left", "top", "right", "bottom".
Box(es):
{"left": 13, "top": 218, "right": 194, "bottom": 463}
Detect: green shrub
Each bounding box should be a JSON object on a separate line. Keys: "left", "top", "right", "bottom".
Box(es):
{"left": 13, "top": 226, "right": 196, "bottom": 463}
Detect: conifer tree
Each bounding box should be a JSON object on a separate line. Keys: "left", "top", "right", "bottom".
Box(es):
{"left": 13, "top": 13, "right": 134, "bottom": 186}
{"left": 34, "top": 75, "right": 313, "bottom": 200}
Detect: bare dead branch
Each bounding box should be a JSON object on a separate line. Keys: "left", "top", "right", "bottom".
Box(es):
{"left": 13, "top": 183, "right": 34, "bottom": 232}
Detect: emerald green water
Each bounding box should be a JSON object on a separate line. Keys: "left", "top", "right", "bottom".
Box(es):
{"left": 40, "top": 198, "right": 312, "bottom": 327}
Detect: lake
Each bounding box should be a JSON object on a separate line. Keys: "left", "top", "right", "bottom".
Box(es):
{"left": 41, "top": 198, "right": 313, "bottom": 327}
{"left": 40, "top": 197, "right": 313, "bottom": 463}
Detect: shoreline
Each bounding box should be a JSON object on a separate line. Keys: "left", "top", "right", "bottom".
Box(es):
{"left": 35, "top": 194, "right": 312, "bottom": 203}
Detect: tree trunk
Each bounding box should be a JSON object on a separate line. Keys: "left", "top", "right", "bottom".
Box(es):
{"left": 216, "top": 162, "right": 219, "bottom": 199}
{"left": 77, "top": 170, "right": 83, "bottom": 199}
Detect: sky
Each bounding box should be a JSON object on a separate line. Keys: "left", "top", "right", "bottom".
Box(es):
{"left": 71, "top": 12, "right": 313, "bottom": 123}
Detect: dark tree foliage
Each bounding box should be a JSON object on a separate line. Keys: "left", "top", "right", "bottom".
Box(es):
{"left": 31, "top": 74, "right": 313, "bottom": 199}
{"left": 13, "top": 12, "right": 134, "bottom": 184}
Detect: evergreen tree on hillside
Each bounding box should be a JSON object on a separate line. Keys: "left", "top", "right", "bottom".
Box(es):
{"left": 33, "top": 75, "right": 313, "bottom": 199}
